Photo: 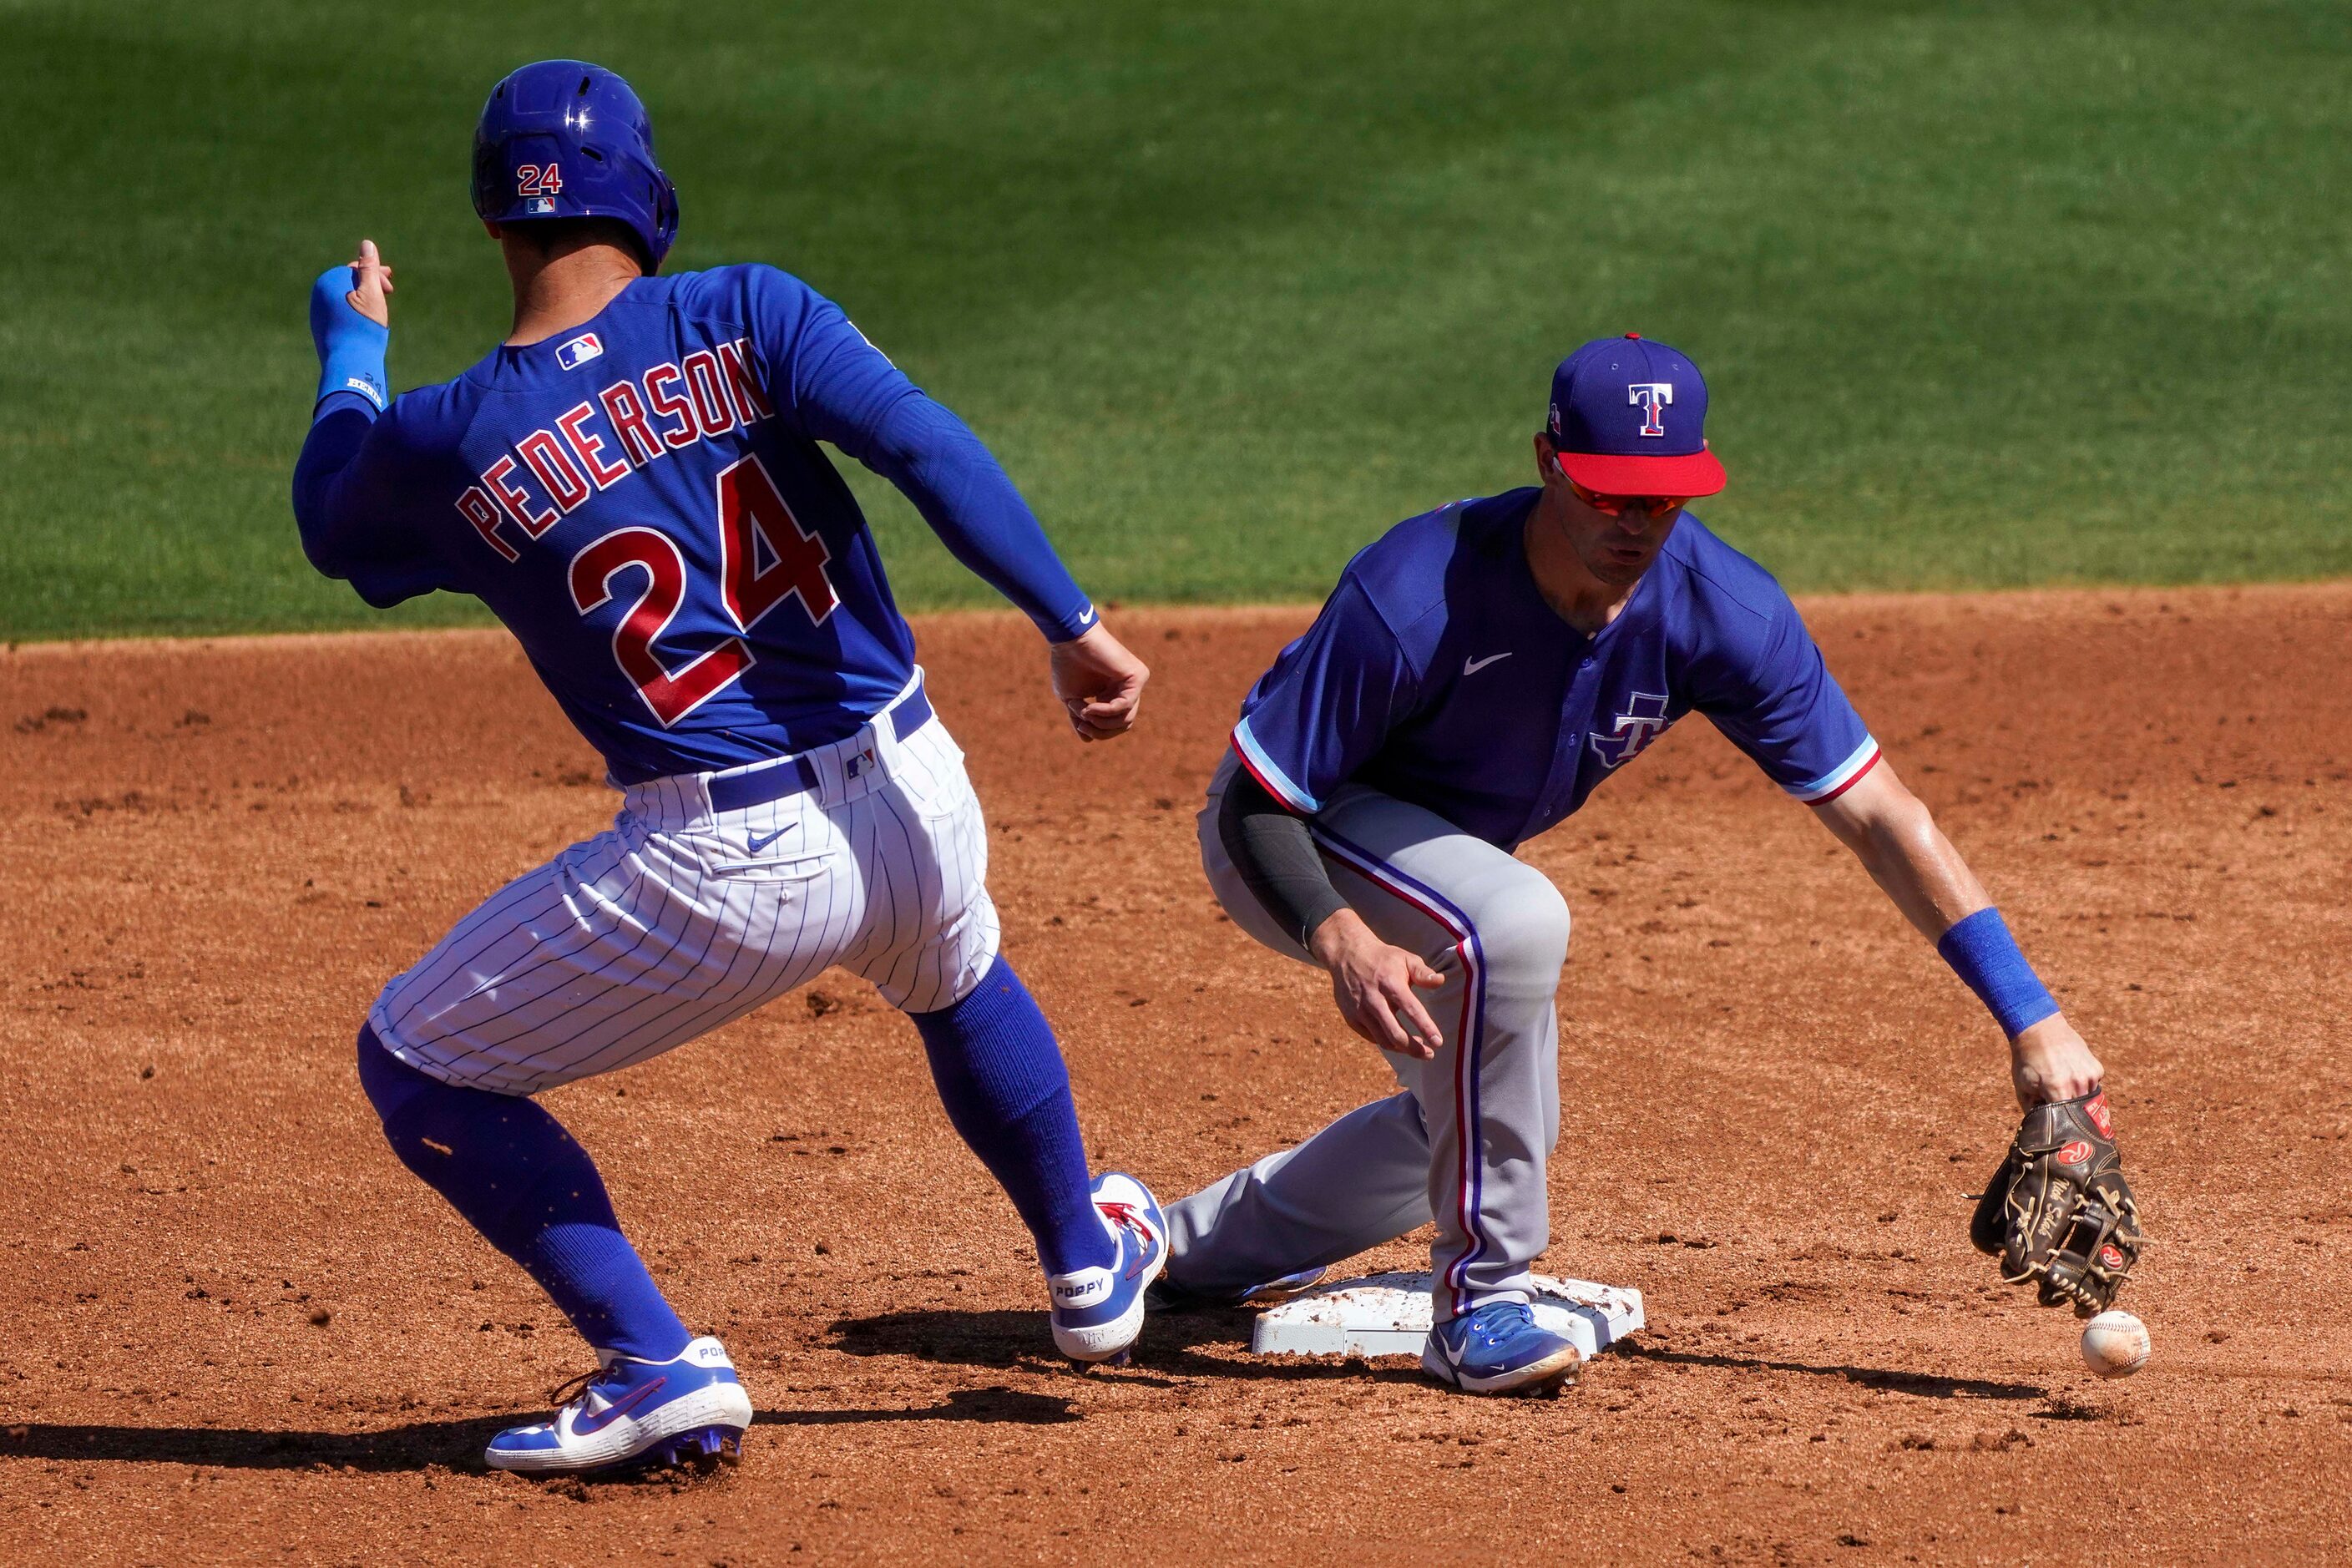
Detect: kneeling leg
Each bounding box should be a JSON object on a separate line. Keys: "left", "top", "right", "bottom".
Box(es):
{"left": 1163, "top": 1090, "right": 1436, "bottom": 1297}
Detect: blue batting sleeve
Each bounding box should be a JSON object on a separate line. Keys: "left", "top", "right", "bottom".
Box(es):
{"left": 1937, "top": 907, "right": 2061, "bottom": 1039}
{"left": 290, "top": 398, "right": 449, "bottom": 609}
{"left": 752, "top": 271, "right": 1093, "bottom": 641}
{"left": 291, "top": 261, "right": 445, "bottom": 606}
{"left": 1687, "top": 573, "right": 1879, "bottom": 802}
{"left": 857, "top": 394, "right": 1095, "bottom": 641}
{"left": 1230, "top": 575, "right": 1421, "bottom": 813}
{"left": 309, "top": 265, "right": 389, "bottom": 412}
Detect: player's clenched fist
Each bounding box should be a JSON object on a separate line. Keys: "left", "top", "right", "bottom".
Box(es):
{"left": 2006, "top": 1013, "right": 2103, "bottom": 1112}
{"left": 1308, "top": 908, "right": 1447, "bottom": 1060}
{"left": 1049, "top": 621, "right": 1149, "bottom": 742}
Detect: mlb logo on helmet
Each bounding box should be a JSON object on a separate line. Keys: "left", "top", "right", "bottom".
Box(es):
{"left": 524, "top": 196, "right": 557, "bottom": 215}
{"left": 1546, "top": 333, "right": 1728, "bottom": 498}
{"left": 556, "top": 331, "right": 604, "bottom": 371}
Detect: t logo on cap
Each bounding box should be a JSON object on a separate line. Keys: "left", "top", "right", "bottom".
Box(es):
{"left": 1627, "top": 383, "right": 1672, "bottom": 438}
{"left": 1545, "top": 335, "right": 1727, "bottom": 498}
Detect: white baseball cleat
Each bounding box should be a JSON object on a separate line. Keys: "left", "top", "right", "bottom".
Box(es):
{"left": 1047, "top": 1172, "right": 1168, "bottom": 1364}
{"left": 483, "top": 1335, "right": 754, "bottom": 1474}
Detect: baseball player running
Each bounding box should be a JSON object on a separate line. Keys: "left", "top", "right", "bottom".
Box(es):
{"left": 1156, "top": 335, "right": 2144, "bottom": 1394}
{"left": 292, "top": 61, "right": 1169, "bottom": 1474}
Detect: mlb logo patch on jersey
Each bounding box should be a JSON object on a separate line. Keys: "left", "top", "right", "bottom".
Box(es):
{"left": 556, "top": 332, "right": 605, "bottom": 372}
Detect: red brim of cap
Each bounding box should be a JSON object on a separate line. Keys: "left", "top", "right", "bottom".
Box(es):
{"left": 1559, "top": 446, "right": 1727, "bottom": 498}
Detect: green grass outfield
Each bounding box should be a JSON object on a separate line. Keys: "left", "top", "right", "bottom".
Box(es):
{"left": 4, "top": 1, "right": 2349, "bottom": 640}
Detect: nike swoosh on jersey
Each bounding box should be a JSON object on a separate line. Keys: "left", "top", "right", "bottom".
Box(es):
{"left": 1463, "top": 652, "right": 1514, "bottom": 675}
{"left": 746, "top": 823, "right": 799, "bottom": 854}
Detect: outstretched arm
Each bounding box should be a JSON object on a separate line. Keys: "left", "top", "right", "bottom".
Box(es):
{"left": 1809, "top": 756, "right": 2104, "bottom": 1109}
{"left": 766, "top": 286, "right": 1147, "bottom": 741}
{"left": 860, "top": 397, "right": 1149, "bottom": 741}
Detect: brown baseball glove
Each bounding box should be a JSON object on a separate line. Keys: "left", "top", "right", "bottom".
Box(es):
{"left": 1969, "top": 1088, "right": 2143, "bottom": 1316}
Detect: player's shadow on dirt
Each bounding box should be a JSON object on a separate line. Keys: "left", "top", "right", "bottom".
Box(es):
{"left": 1630, "top": 1345, "right": 2044, "bottom": 1401}
{"left": 0, "top": 1387, "right": 1080, "bottom": 1474}
{"left": 838, "top": 1315, "right": 2036, "bottom": 1400}
{"left": 830, "top": 1308, "right": 1425, "bottom": 1385}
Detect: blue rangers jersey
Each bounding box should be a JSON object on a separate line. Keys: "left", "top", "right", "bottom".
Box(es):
{"left": 1230, "top": 488, "right": 1880, "bottom": 850}
{"left": 293, "top": 265, "right": 1093, "bottom": 784}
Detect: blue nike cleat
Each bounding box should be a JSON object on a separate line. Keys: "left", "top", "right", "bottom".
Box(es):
{"left": 1145, "top": 1266, "right": 1330, "bottom": 1314}
{"left": 483, "top": 1334, "right": 754, "bottom": 1474}
{"left": 1047, "top": 1171, "right": 1167, "bottom": 1363}
{"left": 1421, "top": 1301, "right": 1583, "bottom": 1395}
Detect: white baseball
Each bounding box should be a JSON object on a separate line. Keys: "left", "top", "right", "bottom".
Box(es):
{"left": 2079, "top": 1309, "right": 2151, "bottom": 1378}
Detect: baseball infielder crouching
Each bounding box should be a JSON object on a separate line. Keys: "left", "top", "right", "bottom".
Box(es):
{"left": 292, "top": 61, "right": 1170, "bottom": 1474}
{"left": 1156, "top": 335, "right": 2146, "bottom": 1394}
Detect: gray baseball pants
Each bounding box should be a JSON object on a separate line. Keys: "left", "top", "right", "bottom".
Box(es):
{"left": 1165, "top": 755, "right": 1568, "bottom": 1322}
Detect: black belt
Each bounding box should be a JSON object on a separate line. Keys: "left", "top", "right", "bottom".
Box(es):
{"left": 706, "top": 686, "right": 934, "bottom": 813}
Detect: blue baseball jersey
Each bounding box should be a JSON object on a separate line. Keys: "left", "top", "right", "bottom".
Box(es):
{"left": 1230, "top": 488, "right": 1879, "bottom": 850}
{"left": 293, "top": 265, "right": 1093, "bottom": 785}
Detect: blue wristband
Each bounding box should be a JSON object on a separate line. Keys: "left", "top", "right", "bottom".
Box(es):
{"left": 1936, "top": 907, "right": 2058, "bottom": 1039}
{"left": 309, "top": 264, "right": 389, "bottom": 412}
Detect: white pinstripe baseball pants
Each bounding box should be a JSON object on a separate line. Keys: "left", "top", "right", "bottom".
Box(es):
{"left": 368, "top": 677, "right": 998, "bottom": 1096}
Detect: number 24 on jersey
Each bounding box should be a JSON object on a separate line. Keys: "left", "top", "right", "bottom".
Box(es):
{"left": 569, "top": 454, "right": 838, "bottom": 726}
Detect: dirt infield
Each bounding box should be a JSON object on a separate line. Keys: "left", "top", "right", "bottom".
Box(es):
{"left": 3, "top": 585, "right": 2348, "bottom": 1565}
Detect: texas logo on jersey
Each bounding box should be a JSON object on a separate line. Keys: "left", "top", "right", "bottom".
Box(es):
{"left": 1589, "top": 691, "right": 1671, "bottom": 769}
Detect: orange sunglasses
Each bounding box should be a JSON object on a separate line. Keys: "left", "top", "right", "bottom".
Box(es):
{"left": 1565, "top": 474, "right": 1691, "bottom": 518}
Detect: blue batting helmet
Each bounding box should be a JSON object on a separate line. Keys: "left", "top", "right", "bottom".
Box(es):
{"left": 471, "top": 61, "right": 679, "bottom": 268}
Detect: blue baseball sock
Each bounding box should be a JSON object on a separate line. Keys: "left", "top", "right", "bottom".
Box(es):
{"left": 909, "top": 956, "right": 1113, "bottom": 1277}
{"left": 355, "top": 1026, "right": 690, "bottom": 1363}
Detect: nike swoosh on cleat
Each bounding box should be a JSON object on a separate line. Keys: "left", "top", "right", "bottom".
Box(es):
{"left": 1463, "top": 652, "right": 1513, "bottom": 675}
{"left": 570, "top": 1375, "right": 666, "bottom": 1435}
{"left": 746, "top": 823, "right": 798, "bottom": 854}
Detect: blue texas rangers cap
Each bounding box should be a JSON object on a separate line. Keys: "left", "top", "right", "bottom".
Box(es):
{"left": 1545, "top": 333, "right": 1727, "bottom": 497}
